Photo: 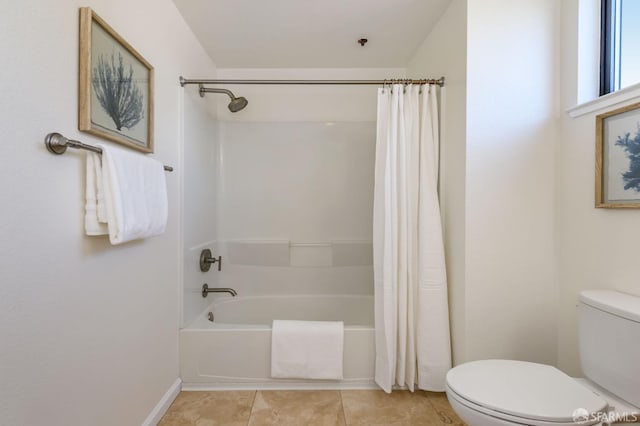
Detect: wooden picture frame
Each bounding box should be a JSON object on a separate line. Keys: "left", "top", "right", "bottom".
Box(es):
{"left": 79, "top": 7, "right": 154, "bottom": 153}
{"left": 596, "top": 101, "right": 640, "bottom": 208}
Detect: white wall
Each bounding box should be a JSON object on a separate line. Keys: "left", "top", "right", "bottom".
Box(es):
{"left": 407, "top": 0, "right": 468, "bottom": 366}
{"left": 557, "top": 0, "right": 640, "bottom": 375}
{"left": 409, "top": 0, "right": 640, "bottom": 376}
{"left": 407, "top": 0, "right": 559, "bottom": 366}
{"left": 0, "top": 1, "right": 216, "bottom": 424}
{"left": 464, "top": 0, "right": 559, "bottom": 364}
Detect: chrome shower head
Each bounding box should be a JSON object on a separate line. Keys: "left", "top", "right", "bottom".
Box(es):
{"left": 198, "top": 85, "right": 248, "bottom": 112}
{"left": 228, "top": 96, "right": 248, "bottom": 113}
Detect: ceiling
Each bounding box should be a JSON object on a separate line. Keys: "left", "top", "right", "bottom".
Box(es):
{"left": 172, "top": 0, "right": 451, "bottom": 68}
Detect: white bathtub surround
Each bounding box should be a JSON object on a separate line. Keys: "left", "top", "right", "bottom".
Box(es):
{"left": 181, "top": 88, "right": 219, "bottom": 328}
{"left": 213, "top": 118, "right": 376, "bottom": 313}
{"left": 271, "top": 320, "right": 344, "bottom": 380}
{"left": 331, "top": 241, "right": 374, "bottom": 267}
{"left": 180, "top": 295, "right": 375, "bottom": 389}
{"left": 373, "top": 84, "right": 451, "bottom": 393}
{"left": 227, "top": 241, "right": 291, "bottom": 266}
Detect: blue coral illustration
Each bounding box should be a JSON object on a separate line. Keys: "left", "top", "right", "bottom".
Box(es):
{"left": 92, "top": 52, "right": 144, "bottom": 131}
{"left": 614, "top": 124, "right": 640, "bottom": 192}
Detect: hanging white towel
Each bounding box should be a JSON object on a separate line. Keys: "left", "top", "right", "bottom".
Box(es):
{"left": 85, "top": 152, "right": 108, "bottom": 236}
{"left": 271, "top": 320, "right": 344, "bottom": 380}
{"left": 98, "top": 144, "right": 168, "bottom": 245}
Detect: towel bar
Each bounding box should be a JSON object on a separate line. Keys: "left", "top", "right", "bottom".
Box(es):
{"left": 45, "top": 132, "right": 174, "bottom": 172}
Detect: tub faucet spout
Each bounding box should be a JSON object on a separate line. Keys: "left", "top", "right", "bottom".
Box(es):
{"left": 202, "top": 284, "right": 237, "bottom": 298}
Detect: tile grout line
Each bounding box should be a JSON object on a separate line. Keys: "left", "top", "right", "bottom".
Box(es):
{"left": 246, "top": 390, "right": 258, "bottom": 426}
{"left": 160, "top": 389, "right": 463, "bottom": 425}
{"left": 339, "top": 390, "right": 348, "bottom": 426}
{"left": 426, "top": 392, "right": 455, "bottom": 426}
{"left": 425, "top": 394, "right": 443, "bottom": 426}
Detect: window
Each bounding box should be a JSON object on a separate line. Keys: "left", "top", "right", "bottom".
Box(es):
{"left": 600, "top": 0, "right": 640, "bottom": 95}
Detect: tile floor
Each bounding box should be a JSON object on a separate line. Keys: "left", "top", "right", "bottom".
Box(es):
{"left": 159, "top": 389, "right": 466, "bottom": 425}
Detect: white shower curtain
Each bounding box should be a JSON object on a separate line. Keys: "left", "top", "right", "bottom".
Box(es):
{"left": 373, "top": 84, "right": 451, "bottom": 393}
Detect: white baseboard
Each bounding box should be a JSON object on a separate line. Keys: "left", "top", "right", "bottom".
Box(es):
{"left": 142, "top": 378, "right": 182, "bottom": 426}
{"left": 181, "top": 379, "right": 378, "bottom": 391}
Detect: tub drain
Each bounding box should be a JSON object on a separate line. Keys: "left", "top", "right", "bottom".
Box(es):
{"left": 207, "top": 311, "right": 214, "bottom": 322}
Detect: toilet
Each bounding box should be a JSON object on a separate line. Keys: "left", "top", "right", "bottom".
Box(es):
{"left": 445, "top": 290, "right": 640, "bottom": 425}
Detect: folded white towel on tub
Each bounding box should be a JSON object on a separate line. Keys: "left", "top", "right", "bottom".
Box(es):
{"left": 98, "top": 144, "right": 168, "bottom": 245}
{"left": 271, "top": 320, "right": 344, "bottom": 380}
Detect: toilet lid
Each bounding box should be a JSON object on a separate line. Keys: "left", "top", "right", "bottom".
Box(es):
{"left": 446, "top": 360, "right": 608, "bottom": 423}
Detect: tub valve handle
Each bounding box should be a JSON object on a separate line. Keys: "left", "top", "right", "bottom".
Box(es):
{"left": 200, "top": 249, "right": 222, "bottom": 272}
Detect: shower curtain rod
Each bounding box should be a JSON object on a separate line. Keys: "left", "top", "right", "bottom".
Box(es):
{"left": 179, "top": 76, "right": 445, "bottom": 87}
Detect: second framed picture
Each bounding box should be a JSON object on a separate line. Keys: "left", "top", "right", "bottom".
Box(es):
{"left": 79, "top": 7, "right": 154, "bottom": 153}
{"left": 596, "top": 102, "right": 640, "bottom": 208}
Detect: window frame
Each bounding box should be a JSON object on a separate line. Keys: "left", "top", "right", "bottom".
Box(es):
{"left": 599, "top": 0, "right": 640, "bottom": 95}
{"left": 600, "top": 0, "right": 615, "bottom": 95}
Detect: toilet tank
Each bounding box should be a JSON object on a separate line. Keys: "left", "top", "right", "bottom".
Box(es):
{"left": 579, "top": 290, "right": 640, "bottom": 408}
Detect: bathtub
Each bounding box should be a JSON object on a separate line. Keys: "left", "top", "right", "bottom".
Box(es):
{"left": 180, "top": 294, "right": 376, "bottom": 390}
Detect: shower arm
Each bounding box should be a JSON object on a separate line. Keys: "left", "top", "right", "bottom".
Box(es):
{"left": 198, "top": 85, "right": 235, "bottom": 99}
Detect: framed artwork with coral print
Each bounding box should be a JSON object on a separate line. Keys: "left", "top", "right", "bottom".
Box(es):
{"left": 596, "top": 102, "right": 640, "bottom": 208}
{"left": 79, "top": 7, "right": 154, "bottom": 153}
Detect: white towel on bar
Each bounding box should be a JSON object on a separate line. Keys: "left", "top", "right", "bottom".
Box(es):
{"left": 97, "top": 144, "right": 168, "bottom": 245}
{"left": 271, "top": 320, "right": 344, "bottom": 380}
{"left": 85, "top": 152, "right": 108, "bottom": 236}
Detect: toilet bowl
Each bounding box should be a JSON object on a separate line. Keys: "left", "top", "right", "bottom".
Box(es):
{"left": 445, "top": 360, "right": 608, "bottom": 426}
{"left": 444, "top": 291, "right": 640, "bottom": 426}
